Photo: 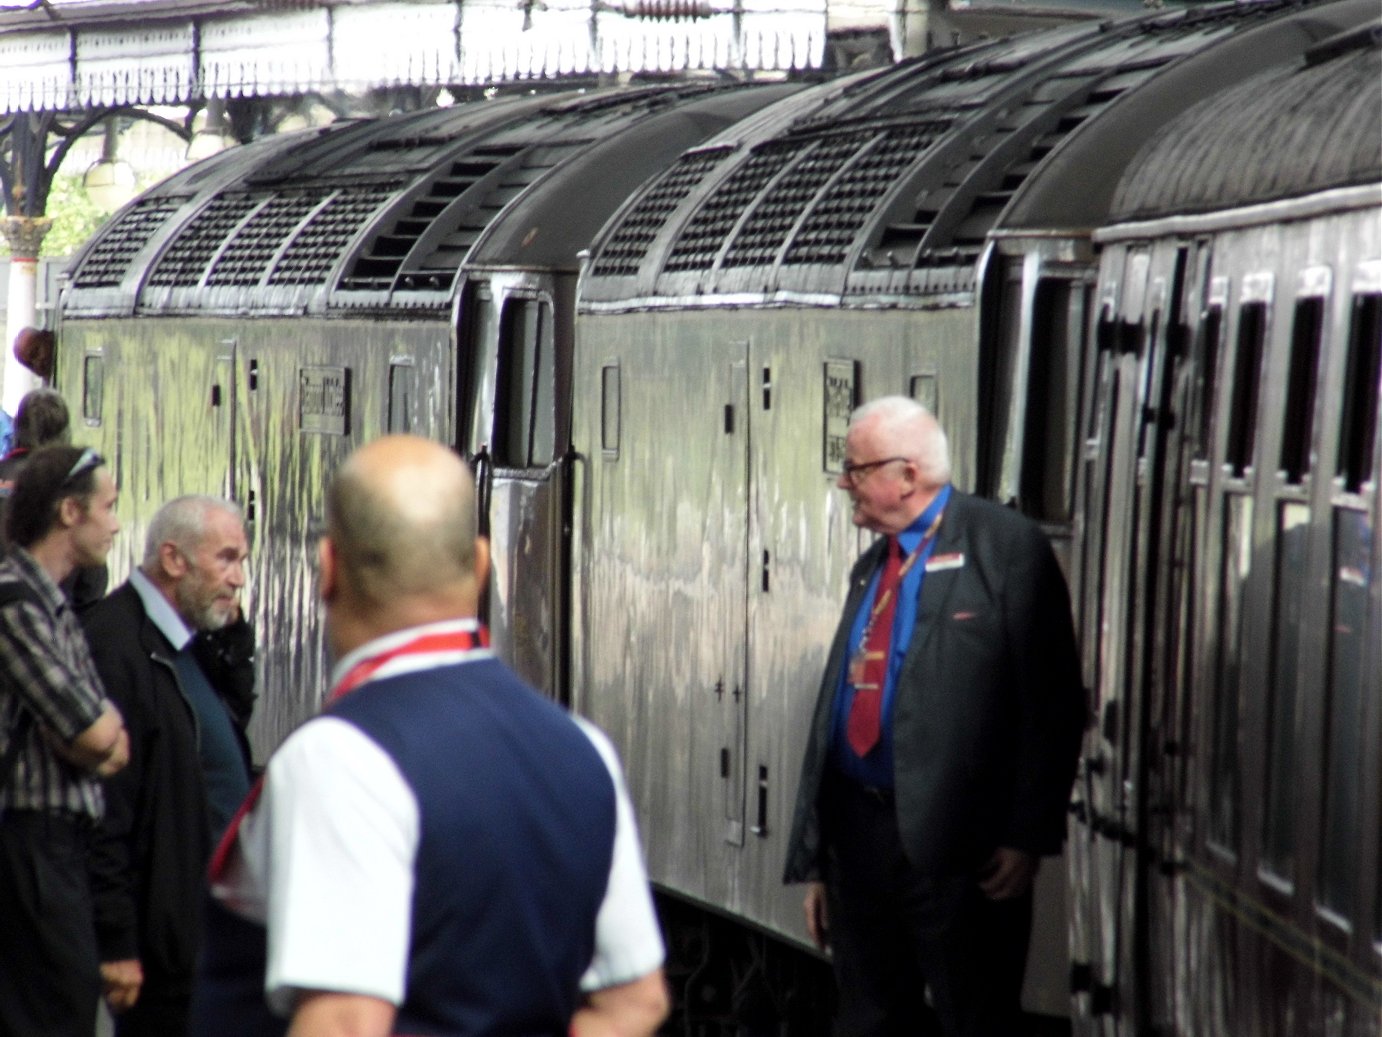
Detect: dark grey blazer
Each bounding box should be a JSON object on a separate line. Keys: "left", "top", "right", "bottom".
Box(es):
{"left": 783, "top": 490, "right": 1086, "bottom": 881}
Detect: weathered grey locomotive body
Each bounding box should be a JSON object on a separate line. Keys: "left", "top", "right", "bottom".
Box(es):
{"left": 53, "top": 1, "right": 1381, "bottom": 1031}
{"left": 56, "top": 82, "right": 805, "bottom": 747}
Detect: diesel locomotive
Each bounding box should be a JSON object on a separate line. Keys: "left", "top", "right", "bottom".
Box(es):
{"left": 53, "top": 1, "right": 1381, "bottom": 1030}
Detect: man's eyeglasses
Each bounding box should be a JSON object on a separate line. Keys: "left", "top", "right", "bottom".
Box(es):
{"left": 63, "top": 447, "right": 105, "bottom": 485}
{"left": 841, "top": 456, "right": 909, "bottom": 487}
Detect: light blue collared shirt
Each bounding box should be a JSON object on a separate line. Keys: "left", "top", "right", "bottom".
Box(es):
{"left": 130, "top": 568, "right": 194, "bottom": 650}
{"left": 130, "top": 567, "right": 249, "bottom": 837}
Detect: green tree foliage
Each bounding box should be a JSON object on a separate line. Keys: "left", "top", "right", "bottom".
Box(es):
{"left": 0, "top": 172, "right": 123, "bottom": 259}
{"left": 36, "top": 172, "right": 115, "bottom": 258}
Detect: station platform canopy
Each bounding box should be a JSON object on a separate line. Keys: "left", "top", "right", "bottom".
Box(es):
{"left": 0, "top": 0, "right": 1148, "bottom": 114}
{"left": 0, "top": 0, "right": 830, "bottom": 113}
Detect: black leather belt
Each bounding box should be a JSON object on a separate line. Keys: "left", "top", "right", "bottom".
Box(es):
{"left": 827, "top": 771, "right": 894, "bottom": 805}
{"left": 856, "top": 784, "right": 894, "bottom": 805}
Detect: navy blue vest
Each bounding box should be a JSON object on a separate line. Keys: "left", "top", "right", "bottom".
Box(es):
{"left": 191, "top": 657, "right": 618, "bottom": 1036}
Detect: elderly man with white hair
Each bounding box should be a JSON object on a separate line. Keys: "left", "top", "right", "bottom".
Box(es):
{"left": 784, "top": 397, "right": 1085, "bottom": 1037}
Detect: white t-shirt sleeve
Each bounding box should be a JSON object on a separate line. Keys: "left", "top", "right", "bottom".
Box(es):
{"left": 575, "top": 718, "right": 666, "bottom": 992}
{"left": 244, "top": 717, "right": 420, "bottom": 1016}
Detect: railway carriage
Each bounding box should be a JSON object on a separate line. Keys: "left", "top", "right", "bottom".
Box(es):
{"left": 56, "top": 81, "right": 804, "bottom": 751}
{"left": 1066, "top": 24, "right": 1381, "bottom": 1034}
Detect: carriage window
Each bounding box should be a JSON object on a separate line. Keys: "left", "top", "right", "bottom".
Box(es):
{"left": 1317, "top": 508, "right": 1371, "bottom": 924}
{"left": 1261, "top": 502, "right": 1310, "bottom": 884}
{"left": 82, "top": 353, "right": 105, "bottom": 426}
{"left": 1337, "top": 293, "right": 1380, "bottom": 494}
{"left": 1208, "top": 493, "right": 1253, "bottom": 856}
{"left": 1280, "top": 298, "right": 1324, "bottom": 484}
{"left": 1088, "top": 303, "right": 1116, "bottom": 444}
{"left": 1022, "top": 279, "right": 1086, "bottom": 522}
{"left": 388, "top": 361, "right": 416, "bottom": 434}
{"left": 494, "top": 297, "right": 555, "bottom": 468}
{"left": 1192, "top": 304, "right": 1224, "bottom": 462}
{"left": 601, "top": 363, "right": 620, "bottom": 457}
{"left": 1225, "top": 302, "right": 1267, "bottom": 478}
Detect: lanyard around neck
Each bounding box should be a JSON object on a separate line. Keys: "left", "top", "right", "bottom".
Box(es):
{"left": 209, "top": 624, "right": 489, "bottom": 884}
{"left": 858, "top": 507, "right": 944, "bottom": 641}
{"left": 330, "top": 626, "right": 490, "bottom": 701}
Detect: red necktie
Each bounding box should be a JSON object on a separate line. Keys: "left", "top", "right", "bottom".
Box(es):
{"left": 846, "top": 536, "right": 902, "bottom": 757}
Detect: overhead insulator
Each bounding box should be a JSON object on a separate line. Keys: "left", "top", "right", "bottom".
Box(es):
{"left": 620, "top": 0, "right": 713, "bottom": 20}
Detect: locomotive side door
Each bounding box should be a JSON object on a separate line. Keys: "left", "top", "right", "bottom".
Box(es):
{"left": 720, "top": 353, "right": 751, "bottom": 849}
{"left": 459, "top": 272, "right": 573, "bottom": 703}
{"left": 566, "top": 318, "right": 752, "bottom": 917}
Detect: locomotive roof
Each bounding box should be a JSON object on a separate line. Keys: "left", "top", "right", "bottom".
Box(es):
{"left": 60, "top": 82, "right": 802, "bottom": 318}
{"left": 578, "top": 0, "right": 1373, "bottom": 309}
{"left": 1105, "top": 20, "right": 1382, "bottom": 224}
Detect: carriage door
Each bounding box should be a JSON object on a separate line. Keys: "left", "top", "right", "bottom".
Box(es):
{"left": 1125, "top": 245, "right": 1192, "bottom": 1037}
{"left": 1147, "top": 242, "right": 1218, "bottom": 1034}
{"left": 469, "top": 280, "right": 568, "bottom": 702}
{"left": 1075, "top": 245, "right": 1162, "bottom": 1034}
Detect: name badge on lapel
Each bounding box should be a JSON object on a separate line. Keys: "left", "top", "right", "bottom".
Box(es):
{"left": 926, "top": 552, "right": 964, "bottom": 572}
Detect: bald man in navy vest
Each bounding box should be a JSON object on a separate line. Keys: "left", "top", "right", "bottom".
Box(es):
{"left": 784, "top": 397, "right": 1085, "bottom": 1036}
{"left": 192, "top": 435, "right": 668, "bottom": 1036}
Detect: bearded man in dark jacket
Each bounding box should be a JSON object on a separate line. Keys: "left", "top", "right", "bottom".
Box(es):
{"left": 82, "top": 495, "right": 255, "bottom": 1037}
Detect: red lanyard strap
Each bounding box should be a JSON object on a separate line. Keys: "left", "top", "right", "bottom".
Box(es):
{"left": 209, "top": 625, "right": 489, "bottom": 882}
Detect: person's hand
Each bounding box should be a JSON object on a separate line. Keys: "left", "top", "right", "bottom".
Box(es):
{"left": 95, "top": 726, "right": 130, "bottom": 777}
{"left": 803, "top": 881, "right": 830, "bottom": 951}
{"left": 101, "top": 958, "right": 143, "bottom": 1013}
{"left": 978, "top": 847, "right": 1038, "bottom": 900}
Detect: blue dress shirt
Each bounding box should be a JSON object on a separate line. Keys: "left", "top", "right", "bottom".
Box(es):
{"left": 829, "top": 484, "right": 952, "bottom": 789}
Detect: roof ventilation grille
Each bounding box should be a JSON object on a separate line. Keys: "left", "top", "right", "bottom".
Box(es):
{"left": 785, "top": 122, "right": 944, "bottom": 267}
{"left": 270, "top": 186, "right": 394, "bottom": 287}
{"left": 146, "top": 194, "right": 261, "bottom": 289}
{"left": 591, "top": 148, "right": 730, "bottom": 278}
{"left": 70, "top": 197, "right": 184, "bottom": 289}
{"left": 402, "top": 142, "right": 582, "bottom": 288}
{"left": 339, "top": 145, "right": 526, "bottom": 292}
{"left": 206, "top": 194, "right": 320, "bottom": 287}
{"left": 720, "top": 132, "right": 870, "bottom": 270}
{"left": 663, "top": 141, "right": 805, "bottom": 274}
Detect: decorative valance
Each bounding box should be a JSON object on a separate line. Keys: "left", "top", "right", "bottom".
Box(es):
{"left": 0, "top": 0, "right": 827, "bottom": 113}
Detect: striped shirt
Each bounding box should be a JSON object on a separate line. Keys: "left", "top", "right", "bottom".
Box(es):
{"left": 0, "top": 548, "right": 109, "bottom": 819}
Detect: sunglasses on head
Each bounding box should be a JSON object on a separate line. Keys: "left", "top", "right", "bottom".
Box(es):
{"left": 63, "top": 447, "right": 105, "bottom": 485}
